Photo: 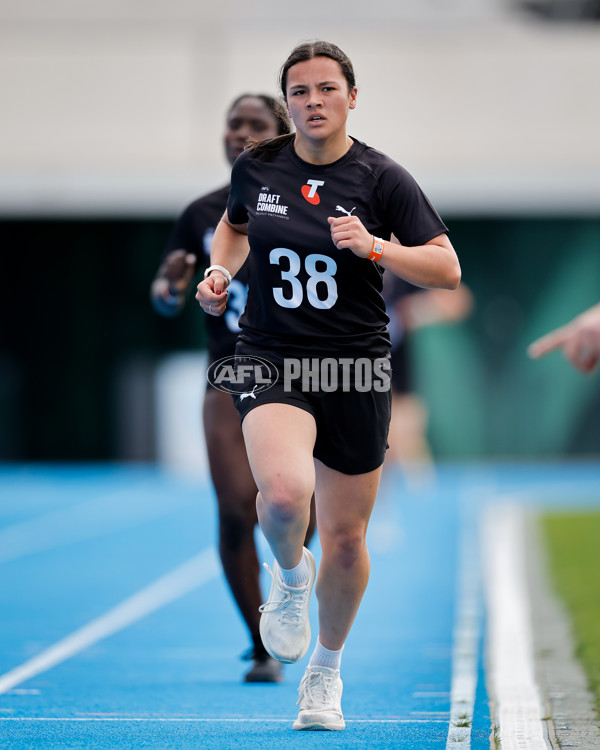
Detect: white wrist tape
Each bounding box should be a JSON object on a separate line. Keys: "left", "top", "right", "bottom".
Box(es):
{"left": 203, "top": 264, "right": 232, "bottom": 286}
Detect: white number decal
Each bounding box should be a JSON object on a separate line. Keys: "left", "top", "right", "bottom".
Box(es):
{"left": 269, "top": 248, "right": 337, "bottom": 310}
{"left": 306, "top": 254, "right": 338, "bottom": 309}
{"left": 270, "top": 248, "right": 303, "bottom": 308}
{"left": 224, "top": 279, "right": 247, "bottom": 333}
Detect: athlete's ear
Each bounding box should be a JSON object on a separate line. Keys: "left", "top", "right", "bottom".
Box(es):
{"left": 349, "top": 86, "right": 357, "bottom": 109}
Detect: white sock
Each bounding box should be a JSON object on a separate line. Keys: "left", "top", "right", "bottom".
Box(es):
{"left": 279, "top": 549, "right": 309, "bottom": 588}
{"left": 309, "top": 637, "right": 344, "bottom": 671}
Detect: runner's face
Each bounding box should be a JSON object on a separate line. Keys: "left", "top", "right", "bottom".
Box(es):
{"left": 224, "top": 97, "right": 280, "bottom": 165}
{"left": 285, "top": 57, "right": 356, "bottom": 144}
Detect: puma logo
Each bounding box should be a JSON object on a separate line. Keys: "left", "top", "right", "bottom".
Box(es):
{"left": 335, "top": 205, "right": 356, "bottom": 216}
{"left": 240, "top": 385, "right": 258, "bottom": 401}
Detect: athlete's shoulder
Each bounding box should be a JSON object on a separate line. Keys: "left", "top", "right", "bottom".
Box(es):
{"left": 167, "top": 184, "right": 229, "bottom": 255}
{"left": 229, "top": 150, "right": 257, "bottom": 191}
{"left": 349, "top": 138, "right": 412, "bottom": 180}
{"left": 233, "top": 141, "right": 290, "bottom": 172}
{"left": 231, "top": 147, "right": 257, "bottom": 173}
{"left": 181, "top": 184, "right": 230, "bottom": 216}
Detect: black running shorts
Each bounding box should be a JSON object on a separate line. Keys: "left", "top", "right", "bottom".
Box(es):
{"left": 389, "top": 340, "right": 411, "bottom": 395}
{"left": 230, "top": 346, "right": 392, "bottom": 475}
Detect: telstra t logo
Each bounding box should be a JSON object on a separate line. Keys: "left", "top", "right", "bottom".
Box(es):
{"left": 301, "top": 179, "right": 325, "bottom": 205}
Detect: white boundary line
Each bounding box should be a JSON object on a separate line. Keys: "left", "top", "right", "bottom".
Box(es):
{"left": 446, "top": 491, "right": 482, "bottom": 748}
{"left": 0, "top": 547, "right": 220, "bottom": 696}
{"left": 483, "top": 502, "right": 548, "bottom": 750}
{"left": 0, "top": 717, "right": 448, "bottom": 724}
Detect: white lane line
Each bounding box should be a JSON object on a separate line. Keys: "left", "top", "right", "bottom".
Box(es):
{"left": 483, "top": 503, "right": 548, "bottom": 750}
{"left": 446, "top": 491, "right": 482, "bottom": 748}
{"left": 0, "top": 717, "right": 449, "bottom": 724}
{"left": 0, "top": 483, "right": 196, "bottom": 564}
{"left": 0, "top": 547, "right": 220, "bottom": 696}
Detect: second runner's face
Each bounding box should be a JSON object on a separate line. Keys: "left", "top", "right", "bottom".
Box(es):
{"left": 285, "top": 57, "right": 357, "bottom": 145}
{"left": 224, "top": 97, "right": 281, "bottom": 165}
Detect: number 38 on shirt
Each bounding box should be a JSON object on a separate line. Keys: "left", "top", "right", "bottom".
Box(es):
{"left": 270, "top": 248, "right": 338, "bottom": 310}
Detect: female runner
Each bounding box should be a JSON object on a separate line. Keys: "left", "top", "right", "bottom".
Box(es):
{"left": 196, "top": 42, "right": 461, "bottom": 728}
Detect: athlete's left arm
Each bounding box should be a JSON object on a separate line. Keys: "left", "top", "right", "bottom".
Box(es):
{"left": 380, "top": 233, "right": 461, "bottom": 290}
{"left": 328, "top": 216, "right": 461, "bottom": 290}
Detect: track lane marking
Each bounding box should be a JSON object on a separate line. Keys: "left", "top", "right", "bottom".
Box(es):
{"left": 0, "top": 547, "right": 220, "bottom": 696}
{"left": 0, "top": 717, "right": 449, "bottom": 723}
{"left": 483, "top": 502, "right": 548, "bottom": 750}
{"left": 446, "top": 490, "right": 482, "bottom": 748}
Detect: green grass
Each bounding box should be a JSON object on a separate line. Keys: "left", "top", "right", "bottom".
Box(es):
{"left": 541, "top": 510, "right": 600, "bottom": 715}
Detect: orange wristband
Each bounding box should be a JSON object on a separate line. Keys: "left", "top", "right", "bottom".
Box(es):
{"left": 368, "top": 236, "right": 385, "bottom": 262}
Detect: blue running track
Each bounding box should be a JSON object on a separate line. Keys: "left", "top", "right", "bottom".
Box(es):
{"left": 1, "top": 461, "right": 599, "bottom": 749}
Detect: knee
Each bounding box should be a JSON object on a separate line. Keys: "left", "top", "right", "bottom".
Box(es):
{"left": 325, "top": 527, "right": 367, "bottom": 570}
{"left": 259, "top": 478, "right": 311, "bottom": 525}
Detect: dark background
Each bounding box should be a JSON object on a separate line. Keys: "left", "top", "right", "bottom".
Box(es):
{"left": 1, "top": 214, "right": 599, "bottom": 463}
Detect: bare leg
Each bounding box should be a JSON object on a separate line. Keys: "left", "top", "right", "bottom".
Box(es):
{"left": 242, "top": 403, "right": 317, "bottom": 570}
{"left": 203, "top": 389, "right": 263, "bottom": 640}
{"left": 313, "top": 459, "right": 382, "bottom": 650}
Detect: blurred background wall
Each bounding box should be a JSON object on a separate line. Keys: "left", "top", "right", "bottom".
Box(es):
{"left": 1, "top": 0, "right": 599, "bottom": 465}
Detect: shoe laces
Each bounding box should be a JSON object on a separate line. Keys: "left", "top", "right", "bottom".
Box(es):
{"left": 297, "top": 668, "right": 338, "bottom": 708}
{"left": 258, "top": 563, "right": 309, "bottom": 625}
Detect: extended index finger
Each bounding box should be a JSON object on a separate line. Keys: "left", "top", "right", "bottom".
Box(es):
{"left": 527, "top": 325, "right": 571, "bottom": 359}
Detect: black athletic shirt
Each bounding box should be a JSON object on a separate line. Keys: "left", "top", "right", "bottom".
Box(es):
{"left": 382, "top": 274, "right": 420, "bottom": 394}
{"left": 227, "top": 137, "right": 448, "bottom": 357}
{"left": 166, "top": 185, "right": 250, "bottom": 362}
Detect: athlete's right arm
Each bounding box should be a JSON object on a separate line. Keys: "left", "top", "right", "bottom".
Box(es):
{"left": 195, "top": 212, "right": 249, "bottom": 316}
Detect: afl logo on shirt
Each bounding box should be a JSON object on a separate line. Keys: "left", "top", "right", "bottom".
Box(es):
{"left": 301, "top": 179, "right": 325, "bottom": 205}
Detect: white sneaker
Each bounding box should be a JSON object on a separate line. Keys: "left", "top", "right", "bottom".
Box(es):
{"left": 293, "top": 665, "right": 345, "bottom": 731}
{"left": 258, "top": 547, "right": 316, "bottom": 664}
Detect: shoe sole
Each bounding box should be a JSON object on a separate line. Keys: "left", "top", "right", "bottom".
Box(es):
{"left": 260, "top": 548, "right": 316, "bottom": 664}
{"left": 293, "top": 719, "right": 346, "bottom": 731}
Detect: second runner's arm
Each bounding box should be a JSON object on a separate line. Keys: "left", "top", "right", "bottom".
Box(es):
{"left": 195, "top": 212, "right": 249, "bottom": 315}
